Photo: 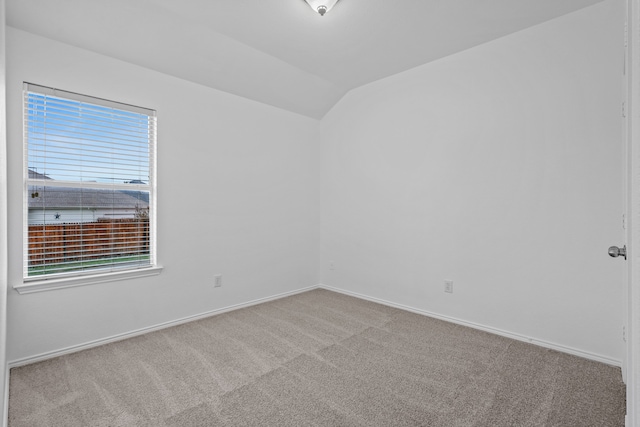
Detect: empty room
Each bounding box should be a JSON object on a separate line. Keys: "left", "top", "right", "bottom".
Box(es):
{"left": 0, "top": 0, "right": 639, "bottom": 426}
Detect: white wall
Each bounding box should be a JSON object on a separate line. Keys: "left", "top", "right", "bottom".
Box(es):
{"left": 5, "top": 28, "right": 320, "bottom": 362}
{"left": 4, "top": 1, "right": 625, "bottom": 368}
{"left": 319, "top": 1, "right": 624, "bottom": 362}
{"left": 0, "top": 0, "right": 8, "bottom": 423}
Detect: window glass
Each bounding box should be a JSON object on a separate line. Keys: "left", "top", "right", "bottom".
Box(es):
{"left": 24, "top": 83, "right": 157, "bottom": 279}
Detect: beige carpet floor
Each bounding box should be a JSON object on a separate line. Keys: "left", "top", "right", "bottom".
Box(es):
{"left": 8, "top": 288, "right": 626, "bottom": 426}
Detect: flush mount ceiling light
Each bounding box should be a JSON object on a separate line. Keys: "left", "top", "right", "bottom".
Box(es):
{"left": 304, "top": 0, "right": 339, "bottom": 16}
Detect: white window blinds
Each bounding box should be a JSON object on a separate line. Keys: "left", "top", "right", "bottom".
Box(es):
{"left": 23, "top": 83, "right": 157, "bottom": 279}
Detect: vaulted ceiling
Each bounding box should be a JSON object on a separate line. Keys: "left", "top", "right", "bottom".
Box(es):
{"left": 7, "top": 0, "right": 603, "bottom": 119}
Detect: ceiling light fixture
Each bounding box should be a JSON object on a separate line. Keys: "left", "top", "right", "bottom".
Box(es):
{"left": 304, "top": 0, "right": 339, "bottom": 16}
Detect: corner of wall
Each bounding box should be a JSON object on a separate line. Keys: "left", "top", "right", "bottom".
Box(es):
{"left": 0, "top": 0, "right": 9, "bottom": 422}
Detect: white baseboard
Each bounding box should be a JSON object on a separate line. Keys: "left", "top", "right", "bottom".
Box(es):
{"left": 319, "top": 284, "right": 622, "bottom": 368}
{"left": 8, "top": 283, "right": 621, "bottom": 370}
{"left": 8, "top": 285, "right": 319, "bottom": 369}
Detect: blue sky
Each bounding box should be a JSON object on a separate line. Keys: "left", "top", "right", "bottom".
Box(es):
{"left": 27, "top": 92, "right": 151, "bottom": 184}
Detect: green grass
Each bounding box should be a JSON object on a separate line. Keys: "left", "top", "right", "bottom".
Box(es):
{"left": 28, "top": 254, "right": 150, "bottom": 277}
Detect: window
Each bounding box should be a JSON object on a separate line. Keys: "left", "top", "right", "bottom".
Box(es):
{"left": 22, "top": 83, "right": 158, "bottom": 288}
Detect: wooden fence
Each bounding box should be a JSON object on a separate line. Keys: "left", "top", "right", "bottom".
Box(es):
{"left": 28, "top": 218, "right": 149, "bottom": 265}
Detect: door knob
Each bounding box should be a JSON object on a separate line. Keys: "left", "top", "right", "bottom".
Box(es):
{"left": 608, "top": 245, "right": 627, "bottom": 260}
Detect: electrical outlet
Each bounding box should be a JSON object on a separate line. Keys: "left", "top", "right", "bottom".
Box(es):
{"left": 214, "top": 274, "right": 222, "bottom": 288}
{"left": 444, "top": 280, "right": 453, "bottom": 294}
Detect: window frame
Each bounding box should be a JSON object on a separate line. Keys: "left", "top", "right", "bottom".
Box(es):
{"left": 16, "top": 83, "right": 161, "bottom": 294}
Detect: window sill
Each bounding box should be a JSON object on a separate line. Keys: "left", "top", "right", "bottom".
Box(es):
{"left": 14, "top": 265, "right": 164, "bottom": 294}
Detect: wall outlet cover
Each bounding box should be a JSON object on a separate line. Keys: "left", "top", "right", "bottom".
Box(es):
{"left": 444, "top": 280, "right": 453, "bottom": 293}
